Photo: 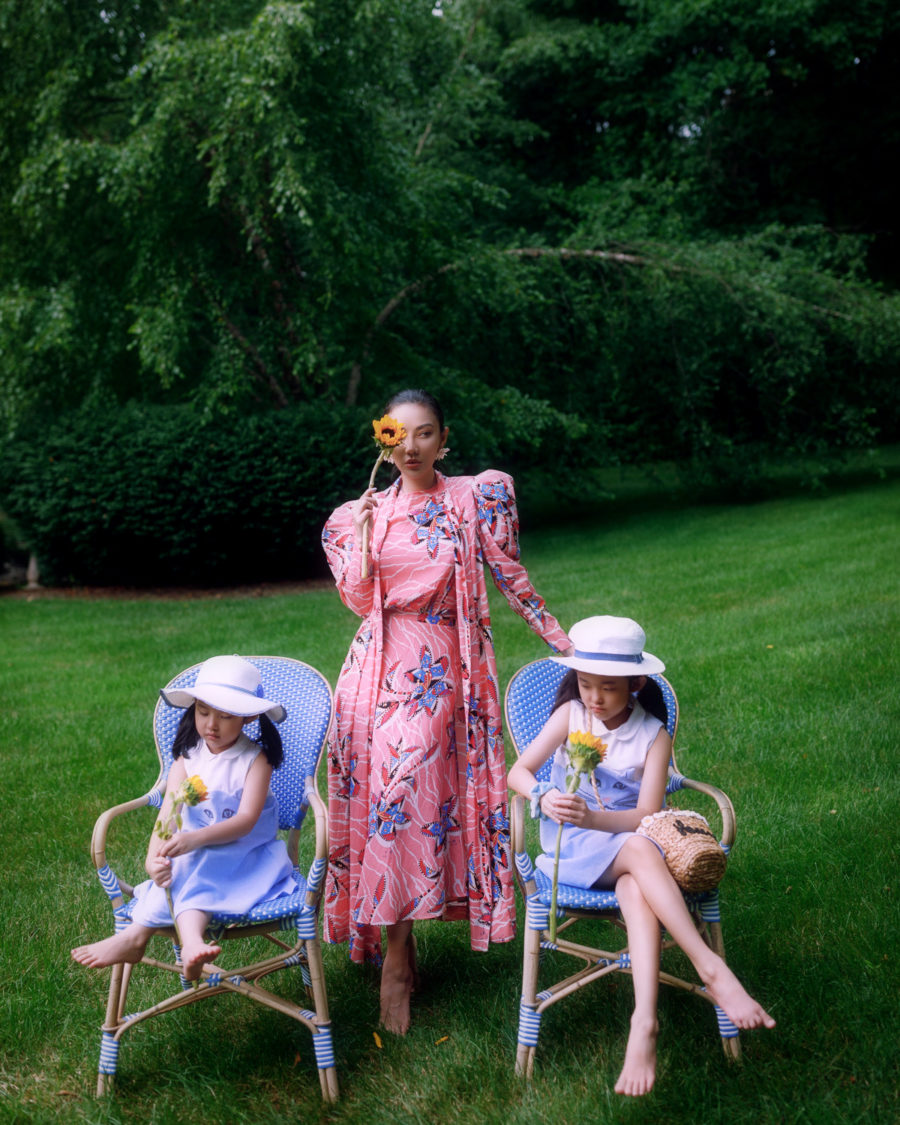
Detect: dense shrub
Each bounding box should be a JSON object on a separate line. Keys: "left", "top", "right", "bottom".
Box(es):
{"left": 0, "top": 402, "right": 373, "bottom": 586}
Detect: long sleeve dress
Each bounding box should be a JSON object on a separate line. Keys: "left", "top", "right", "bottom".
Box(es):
{"left": 322, "top": 469, "right": 570, "bottom": 964}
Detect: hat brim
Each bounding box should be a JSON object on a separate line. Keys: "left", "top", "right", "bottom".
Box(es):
{"left": 550, "top": 653, "right": 665, "bottom": 677}
{"left": 160, "top": 686, "right": 286, "bottom": 724}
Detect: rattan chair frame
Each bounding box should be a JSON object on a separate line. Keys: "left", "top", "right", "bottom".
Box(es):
{"left": 86, "top": 656, "right": 338, "bottom": 1102}
{"left": 506, "top": 659, "right": 741, "bottom": 1079}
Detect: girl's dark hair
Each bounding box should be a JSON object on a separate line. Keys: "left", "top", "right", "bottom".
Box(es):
{"left": 551, "top": 669, "right": 669, "bottom": 727}
{"left": 385, "top": 388, "right": 445, "bottom": 431}
{"left": 172, "top": 703, "right": 284, "bottom": 767}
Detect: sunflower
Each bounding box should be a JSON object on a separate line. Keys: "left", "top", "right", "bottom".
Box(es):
{"left": 548, "top": 730, "right": 608, "bottom": 942}
{"left": 372, "top": 414, "right": 407, "bottom": 450}
{"left": 566, "top": 731, "right": 607, "bottom": 778}
{"left": 361, "top": 414, "right": 408, "bottom": 578}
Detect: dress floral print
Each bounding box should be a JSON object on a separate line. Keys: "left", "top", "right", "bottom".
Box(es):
{"left": 322, "top": 470, "right": 569, "bottom": 964}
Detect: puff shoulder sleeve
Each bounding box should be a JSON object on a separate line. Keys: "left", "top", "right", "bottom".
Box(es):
{"left": 472, "top": 470, "right": 570, "bottom": 652}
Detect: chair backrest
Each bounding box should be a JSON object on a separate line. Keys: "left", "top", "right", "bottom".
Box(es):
{"left": 153, "top": 656, "right": 333, "bottom": 830}
{"left": 504, "top": 659, "right": 679, "bottom": 782}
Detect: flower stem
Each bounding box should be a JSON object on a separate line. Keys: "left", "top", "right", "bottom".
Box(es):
{"left": 361, "top": 450, "right": 385, "bottom": 579}
{"left": 548, "top": 821, "right": 564, "bottom": 943}
{"left": 548, "top": 772, "right": 582, "bottom": 943}
{"left": 165, "top": 887, "right": 183, "bottom": 950}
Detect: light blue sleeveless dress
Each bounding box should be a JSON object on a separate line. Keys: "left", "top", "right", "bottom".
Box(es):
{"left": 130, "top": 733, "right": 298, "bottom": 926}
{"left": 536, "top": 699, "right": 664, "bottom": 890}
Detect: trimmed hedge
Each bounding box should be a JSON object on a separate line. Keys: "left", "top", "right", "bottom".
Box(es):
{"left": 0, "top": 402, "right": 373, "bottom": 586}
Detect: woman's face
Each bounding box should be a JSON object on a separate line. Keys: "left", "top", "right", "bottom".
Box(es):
{"left": 387, "top": 401, "right": 448, "bottom": 489}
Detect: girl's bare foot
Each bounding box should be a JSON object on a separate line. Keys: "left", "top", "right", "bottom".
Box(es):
{"left": 614, "top": 1014, "right": 658, "bottom": 1097}
{"left": 179, "top": 939, "right": 222, "bottom": 981}
{"left": 702, "top": 961, "right": 776, "bottom": 1030}
{"left": 71, "top": 928, "right": 148, "bottom": 968}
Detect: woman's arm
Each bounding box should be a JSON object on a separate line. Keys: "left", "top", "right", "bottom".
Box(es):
{"left": 472, "top": 472, "right": 571, "bottom": 652}
{"left": 322, "top": 494, "right": 378, "bottom": 618}
{"left": 157, "top": 753, "right": 275, "bottom": 859}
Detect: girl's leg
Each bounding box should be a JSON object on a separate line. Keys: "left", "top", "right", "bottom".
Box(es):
{"left": 176, "top": 910, "right": 220, "bottom": 980}
{"left": 609, "top": 838, "right": 775, "bottom": 1030}
{"left": 380, "top": 920, "right": 414, "bottom": 1035}
{"left": 71, "top": 922, "right": 156, "bottom": 968}
{"left": 614, "top": 874, "right": 661, "bottom": 1097}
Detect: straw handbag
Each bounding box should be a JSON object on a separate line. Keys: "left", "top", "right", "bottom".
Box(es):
{"left": 637, "top": 808, "right": 727, "bottom": 893}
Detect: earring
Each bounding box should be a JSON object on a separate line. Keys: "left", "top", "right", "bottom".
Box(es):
{"left": 436, "top": 447, "right": 450, "bottom": 461}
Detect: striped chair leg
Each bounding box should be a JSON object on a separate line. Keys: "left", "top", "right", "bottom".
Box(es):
{"left": 301, "top": 1013, "right": 338, "bottom": 1103}
{"left": 516, "top": 1000, "right": 542, "bottom": 1078}
{"left": 96, "top": 1030, "right": 119, "bottom": 1095}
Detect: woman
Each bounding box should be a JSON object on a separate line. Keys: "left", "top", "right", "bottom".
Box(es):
{"left": 321, "top": 389, "right": 571, "bottom": 1033}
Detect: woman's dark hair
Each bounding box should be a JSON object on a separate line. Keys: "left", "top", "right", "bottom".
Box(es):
{"left": 385, "top": 388, "right": 445, "bottom": 431}
{"left": 172, "top": 703, "right": 284, "bottom": 767}
{"left": 551, "top": 669, "right": 669, "bottom": 727}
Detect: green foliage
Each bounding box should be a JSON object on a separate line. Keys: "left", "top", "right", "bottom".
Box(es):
{"left": 1, "top": 0, "right": 899, "bottom": 552}
{"left": 364, "top": 233, "right": 900, "bottom": 485}
{"left": 0, "top": 401, "right": 372, "bottom": 585}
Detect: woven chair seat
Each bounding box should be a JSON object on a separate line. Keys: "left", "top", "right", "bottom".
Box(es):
{"left": 118, "top": 874, "right": 311, "bottom": 927}
{"left": 531, "top": 868, "right": 620, "bottom": 912}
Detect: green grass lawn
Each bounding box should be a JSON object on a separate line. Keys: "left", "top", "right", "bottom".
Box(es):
{"left": 1, "top": 477, "right": 898, "bottom": 1124}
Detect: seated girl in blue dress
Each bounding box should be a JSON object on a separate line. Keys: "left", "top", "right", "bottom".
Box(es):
{"left": 508, "top": 616, "right": 774, "bottom": 1097}
{"left": 72, "top": 655, "right": 297, "bottom": 981}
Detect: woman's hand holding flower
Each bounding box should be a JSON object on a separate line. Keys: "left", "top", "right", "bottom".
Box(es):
{"left": 352, "top": 487, "right": 378, "bottom": 538}
{"left": 361, "top": 414, "right": 407, "bottom": 578}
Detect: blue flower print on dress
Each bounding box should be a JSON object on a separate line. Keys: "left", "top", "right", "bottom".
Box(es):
{"left": 421, "top": 795, "right": 461, "bottom": 854}
{"left": 409, "top": 497, "right": 457, "bottom": 560}
{"left": 368, "top": 792, "right": 410, "bottom": 841}
{"left": 475, "top": 480, "right": 511, "bottom": 537}
{"left": 487, "top": 805, "right": 510, "bottom": 873}
{"left": 404, "top": 645, "right": 452, "bottom": 718}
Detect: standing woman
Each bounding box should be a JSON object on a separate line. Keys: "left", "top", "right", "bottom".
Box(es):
{"left": 322, "top": 389, "right": 571, "bottom": 1034}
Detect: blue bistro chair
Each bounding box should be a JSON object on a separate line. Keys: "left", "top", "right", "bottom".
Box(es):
{"left": 506, "top": 659, "right": 741, "bottom": 1079}
{"left": 86, "top": 656, "right": 338, "bottom": 1102}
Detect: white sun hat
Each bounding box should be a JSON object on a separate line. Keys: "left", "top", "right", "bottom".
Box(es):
{"left": 160, "top": 654, "right": 286, "bottom": 722}
{"left": 551, "top": 616, "right": 665, "bottom": 677}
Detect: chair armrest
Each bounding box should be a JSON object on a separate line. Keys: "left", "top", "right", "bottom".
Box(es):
{"left": 301, "top": 772, "right": 329, "bottom": 907}
{"left": 510, "top": 792, "right": 525, "bottom": 855}
{"left": 509, "top": 792, "right": 540, "bottom": 898}
{"left": 89, "top": 788, "right": 164, "bottom": 902}
{"left": 669, "top": 773, "right": 736, "bottom": 850}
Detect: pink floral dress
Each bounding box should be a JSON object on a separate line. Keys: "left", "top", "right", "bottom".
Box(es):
{"left": 322, "top": 470, "right": 569, "bottom": 963}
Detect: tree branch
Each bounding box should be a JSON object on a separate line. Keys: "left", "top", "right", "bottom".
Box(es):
{"left": 346, "top": 243, "right": 854, "bottom": 404}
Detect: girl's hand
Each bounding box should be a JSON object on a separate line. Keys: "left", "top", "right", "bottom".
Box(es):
{"left": 147, "top": 855, "right": 173, "bottom": 888}
{"left": 158, "top": 831, "right": 201, "bottom": 859}
{"left": 542, "top": 790, "right": 590, "bottom": 826}
{"left": 352, "top": 487, "right": 378, "bottom": 536}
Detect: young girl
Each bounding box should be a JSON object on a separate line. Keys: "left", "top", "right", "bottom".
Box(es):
{"left": 72, "top": 655, "right": 298, "bottom": 981}
{"left": 508, "top": 616, "right": 775, "bottom": 1097}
